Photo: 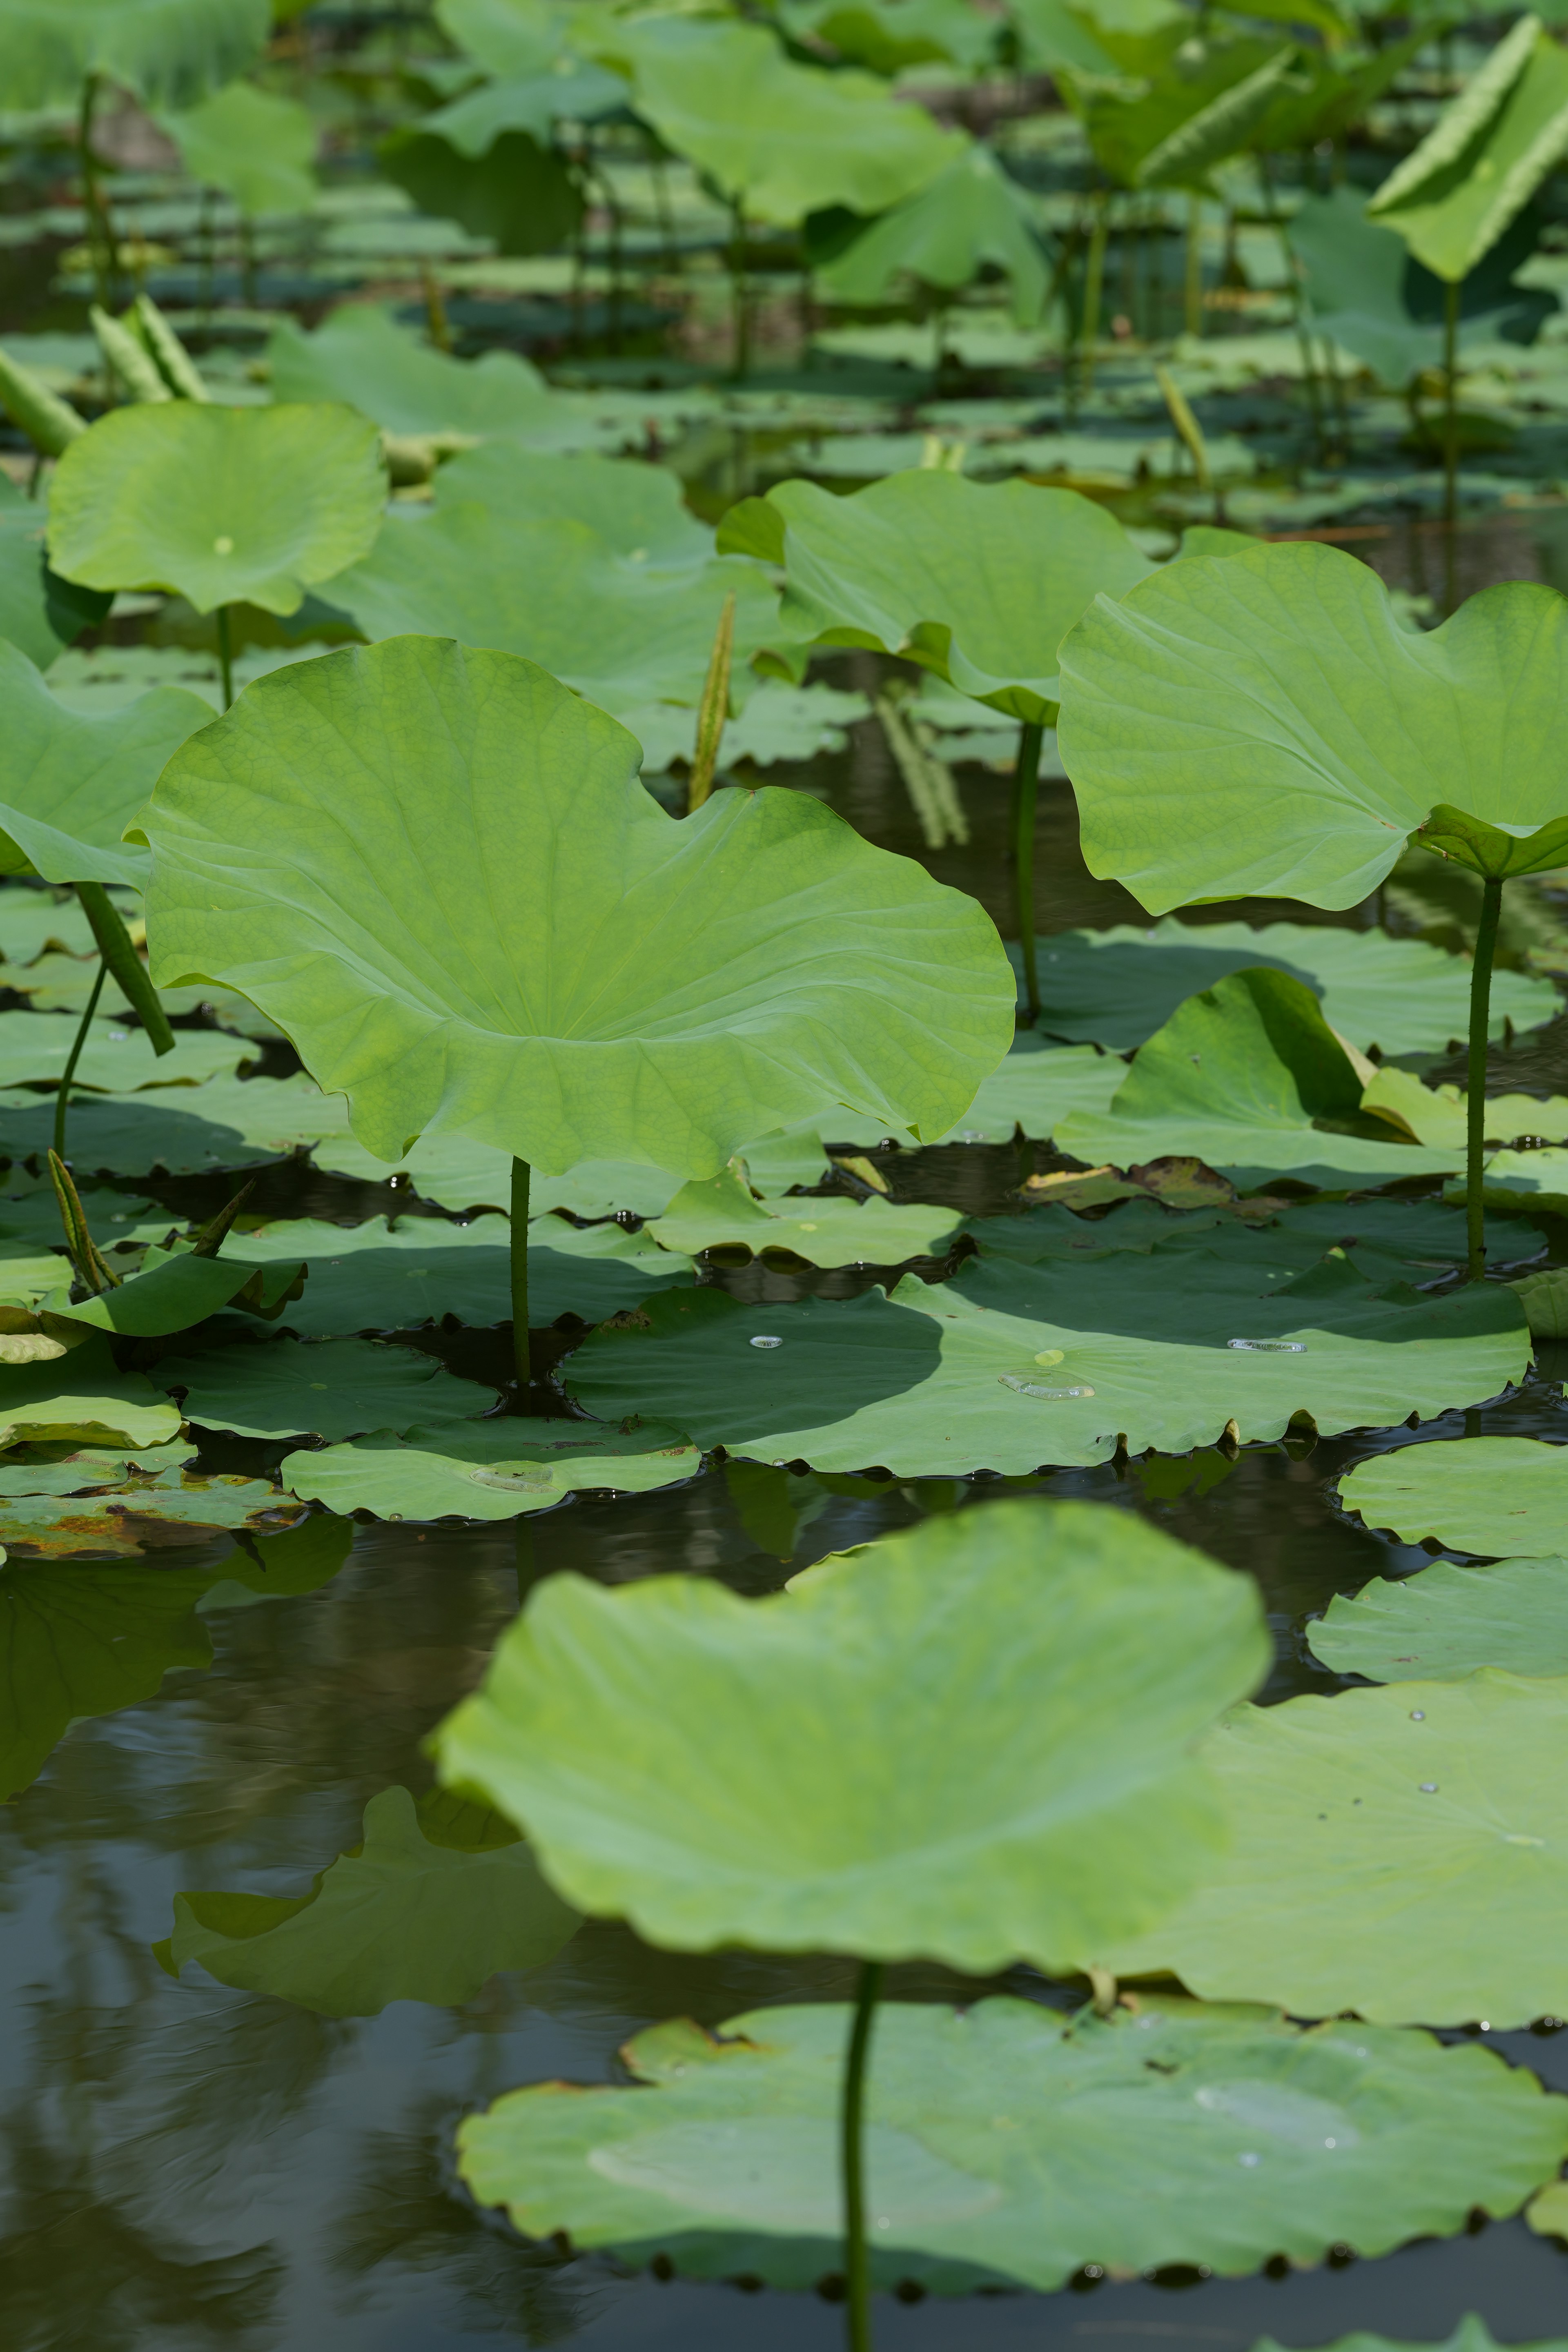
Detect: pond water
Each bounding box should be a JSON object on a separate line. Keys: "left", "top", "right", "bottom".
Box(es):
{"left": 9, "top": 508, "right": 1568, "bottom": 2352}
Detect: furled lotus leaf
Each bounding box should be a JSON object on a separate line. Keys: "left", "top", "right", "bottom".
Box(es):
{"left": 0, "top": 1464, "right": 302, "bottom": 1557}
{"left": 434, "top": 1500, "right": 1268, "bottom": 1968}
{"left": 1105, "top": 1673, "right": 1568, "bottom": 2027}
{"left": 161, "top": 80, "right": 317, "bottom": 218}
{"left": 454, "top": 1996, "right": 1567, "bottom": 2291}
{"left": 282, "top": 1417, "right": 700, "bottom": 1520}
{"left": 1022, "top": 917, "right": 1557, "bottom": 1055}
{"left": 0, "top": 1332, "right": 182, "bottom": 1449}
{"left": 0, "top": 0, "right": 269, "bottom": 112}
{"left": 564, "top": 1270, "right": 1526, "bottom": 1476}
{"left": 156, "top": 1784, "right": 580, "bottom": 2016}
{"left": 0, "top": 472, "right": 110, "bottom": 668}
{"left": 818, "top": 145, "right": 1049, "bottom": 326}
{"left": 0, "top": 1071, "right": 348, "bottom": 1178}
{"left": 0, "top": 1010, "right": 245, "bottom": 1092}
{"left": 935, "top": 1042, "right": 1124, "bottom": 1143}
{"left": 647, "top": 1162, "right": 960, "bottom": 1267}
{"left": 431, "top": 445, "right": 713, "bottom": 569}
{"left": 266, "top": 304, "right": 564, "bottom": 440}
{"left": 136, "top": 639, "right": 1013, "bottom": 1177}
{"left": 1310, "top": 1554, "right": 1568, "bottom": 1682}
{"left": 1058, "top": 544, "right": 1568, "bottom": 911}
{"left": 154, "top": 1335, "right": 501, "bottom": 1442}
{"left": 719, "top": 472, "right": 1150, "bottom": 722}
{"left": 47, "top": 402, "right": 385, "bottom": 617}
{"left": 1339, "top": 1435, "right": 1568, "bottom": 1557}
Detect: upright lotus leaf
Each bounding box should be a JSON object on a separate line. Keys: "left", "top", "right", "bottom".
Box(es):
{"left": 435, "top": 1499, "right": 1268, "bottom": 1968}
{"left": 1105, "top": 1673, "right": 1568, "bottom": 2028}
{"left": 818, "top": 146, "right": 1049, "bottom": 327}
{"left": 47, "top": 402, "right": 386, "bottom": 617}
{"left": 162, "top": 80, "right": 317, "bottom": 218}
{"left": 1079, "top": 36, "right": 1296, "bottom": 192}
{"left": 380, "top": 125, "right": 584, "bottom": 257}
{"left": 135, "top": 638, "right": 1013, "bottom": 1178}
{"left": 329, "top": 506, "right": 780, "bottom": 711}
{"left": 421, "top": 0, "right": 626, "bottom": 156}
{"left": 1367, "top": 18, "right": 1568, "bottom": 284}
{"left": 1310, "top": 1554, "right": 1568, "bottom": 1683}
{"left": 1339, "top": 1436, "right": 1568, "bottom": 1558}
{"left": 0, "top": 473, "right": 111, "bottom": 670}
{"left": 437, "top": 0, "right": 560, "bottom": 76}
{"left": 456, "top": 1995, "right": 1568, "bottom": 2290}
{"left": 431, "top": 446, "right": 713, "bottom": 569}
{"left": 605, "top": 16, "right": 962, "bottom": 225}
{"left": 266, "top": 306, "right": 561, "bottom": 440}
{"left": 783, "top": 0, "right": 999, "bottom": 76}
{"left": 0, "top": 0, "right": 269, "bottom": 111}
{"left": 156, "top": 1784, "right": 580, "bottom": 2016}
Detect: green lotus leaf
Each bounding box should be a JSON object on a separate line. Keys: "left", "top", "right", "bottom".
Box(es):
{"left": 1339, "top": 1435, "right": 1568, "bottom": 1557}
{"left": 431, "top": 445, "right": 713, "bottom": 568}
{"left": 0, "top": 1070, "right": 347, "bottom": 1178}
{"left": 1082, "top": 35, "right": 1295, "bottom": 192}
{"left": 1009, "top": 0, "right": 1120, "bottom": 75}
{"left": 1023, "top": 917, "right": 1557, "bottom": 1055}
{"left": 311, "top": 1131, "right": 677, "bottom": 1218}
{"left": 782, "top": 0, "right": 998, "bottom": 76}
{"left": 0, "top": 1465, "right": 301, "bottom": 1557}
{"left": 0, "top": 641, "right": 209, "bottom": 889}
{"left": 455, "top": 1995, "right": 1567, "bottom": 2292}
{"left": 283, "top": 1416, "right": 700, "bottom": 1521}
{"left": 0, "top": 1332, "right": 183, "bottom": 1449}
{"left": 647, "top": 1162, "right": 960, "bottom": 1267}
{"left": 0, "top": 473, "right": 110, "bottom": 668}
{"left": 1105, "top": 1672, "right": 1568, "bottom": 2026}
{"left": 435, "top": 1499, "right": 1267, "bottom": 1968}
{"left": 621, "top": 679, "right": 871, "bottom": 774}
{"left": 138, "top": 639, "right": 1013, "bottom": 1177}
{"left": 229, "top": 1212, "right": 692, "bottom": 1334}
{"left": 720, "top": 472, "right": 1151, "bottom": 721}
{"left": 436, "top": 0, "right": 561, "bottom": 79}
{"left": 1453, "top": 1144, "right": 1568, "bottom": 1219}
{"left": 0, "top": 887, "right": 118, "bottom": 962}
{"left": 733, "top": 1116, "right": 906, "bottom": 1197}
{"left": 421, "top": 63, "right": 628, "bottom": 153}
{"left": 0, "top": 1009, "right": 245, "bottom": 1091}
{"left": 47, "top": 402, "right": 386, "bottom": 617}
{"left": 607, "top": 17, "right": 962, "bottom": 226}
{"left": 37, "top": 1243, "right": 304, "bottom": 1341}
{"left": 379, "top": 126, "right": 583, "bottom": 258}
{"left": 1054, "top": 969, "right": 1466, "bottom": 1187}
{"left": 1256, "top": 2324, "right": 1568, "bottom": 2352}
{"left": 0, "top": 0, "right": 269, "bottom": 111}
{"left": 156, "top": 1783, "right": 580, "bottom": 2016}
{"left": 1310, "top": 1554, "right": 1568, "bottom": 1682}
{"left": 564, "top": 1268, "right": 1526, "bottom": 1476}
{"left": 161, "top": 80, "right": 317, "bottom": 218}
{"left": 936, "top": 1042, "right": 1125, "bottom": 1143}
{"left": 329, "top": 506, "right": 780, "bottom": 710}
{"left": 817, "top": 145, "right": 1049, "bottom": 327}
{"left": 266, "top": 304, "right": 564, "bottom": 440}
{"left": 1361, "top": 1068, "right": 1568, "bottom": 1152}
{"left": 1057, "top": 543, "right": 1568, "bottom": 912}
{"left": 1367, "top": 20, "right": 1568, "bottom": 282}
{"left": 154, "top": 1335, "right": 501, "bottom": 1441}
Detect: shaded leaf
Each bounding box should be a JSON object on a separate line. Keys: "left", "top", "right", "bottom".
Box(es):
{"left": 162, "top": 80, "right": 317, "bottom": 218}
{"left": 154, "top": 1335, "right": 501, "bottom": 1441}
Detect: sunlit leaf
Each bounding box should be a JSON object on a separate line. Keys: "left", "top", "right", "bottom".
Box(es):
{"left": 283, "top": 1416, "right": 701, "bottom": 1520}
{"left": 647, "top": 1162, "right": 960, "bottom": 1266}
{"left": 1339, "top": 1435, "right": 1568, "bottom": 1558}
{"left": 1310, "top": 1553, "right": 1568, "bottom": 1682}
{"left": 162, "top": 79, "right": 317, "bottom": 217}
{"left": 0, "top": 0, "right": 269, "bottom": 111}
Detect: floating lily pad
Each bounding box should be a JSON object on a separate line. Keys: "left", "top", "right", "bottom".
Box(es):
{"left": 0, "top": 888, "right": 119, "bottom": 963}
{"left": 648, "top": 1163, "right": 960, "bottom": 1266}
{"left": 37, "top": 1243, "right": 304, "bottom": 1340}
{"left": 435, "top": 1499, "right": 1267, "bottom": 1967}
{"left": 282, "top": 1417, "right": 701, "bottom": 1521}
{"left": 621, "top": 679, "right": 872, "bottom": 775}
{"left": 154, "top": 1336, "right": 501, "bottom": 1441}
{"left": 1106, "top": 1673, "right": 1568, "bottom": 2027}
{"left": 0, "top": 1334, "right": 183, "bottom": 1450}
{"left": 1025, "top": 918, "right": 1557, "bottom": 1056}
{"left": 564, "top": 1271, "right": 1526, "bottom": 1476}
{"left": 935, "top": 1043, "right": 1125, "bottom": 1144}
{"left": 1310, "top": 1555, "right": 1568, "bottom": 1682}
{"left": 0, "top": 1463, "right": 302, "bottom": 1558}
{"left": 457, "top": 1995, "right": 1568, "bottom": 2292}
{"left": 0, "top": 1072, "right": 349, "bottom": 1178}
{"left": 1339, "top": 1436, "right": 1568, "bottom": 1557}
{"left": 1360, "top": 1069, "right": 1568, "bottom": 1152}
{"left": 737, "top": 1111, "right": 921, "bottom": 1197}
{"left": 0, "top": 1010, "right": 247, "bottom": 1092}
{"left": 1454, "top": 1146, "right": 1568, "bottom": 1218}
{"left": 155, "top": 1784, "right": 580, "bottom": 2017}
{"left": 312, "top": 1132, "right": 682, "bottom": 1218}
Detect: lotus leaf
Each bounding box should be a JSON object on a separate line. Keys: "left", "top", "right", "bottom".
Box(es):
{"left": 1310, "top": 1554, "right": 1568, "bottom": 1682}
{"left": 0, "top": 1333, "right": 183, "bottom": 1449}
{"left": 622, "top": 681, "right": 871, "bottom": 775}
{"left": 1025, "top": 918, "right": 1556, "bottom": 1056}
{"left": 266, "top": 304, "right": 563, "bottom": 440}
{"left": 380, "top": 126, "right": 583, "bottom": 259}
{"left": 162, "top": 80, "right": 317, "bottom": 218}
{"left": 329, "top": 505, "right": 780, "bottom": 710}
{"left": 1339, "top": 1435, "right": 1568, "bottom": 1557}
{"left": 283, "top": 1417, "right": 700, "bottom": 1521}
{"left": 47, "top": 402, "right": 386, "bottom": 617}
{"left": 1057, "top": 543, "right": 1568, "bottom": 911}
{"left": 734, "top": 1116, "right": 908, "bottom": 1198}
{"left": 818, "top": 145, "right": 1049, "bottom": 327}
{"left": 564, "top": 1271, "right": 1526, "bottom": 1475}
{"left": 435, "top": 1499, "right": 1267, "bottom": 1967}
{"left": 431, "top": 445, "right": 712, "bottom": 568}
{"left": 783, "top": 0, "right": 998, "bottom": 76}
{"left": 1054, "top": 969, "right": 1465, "bottom": 1187}
{"left": 437, "top": 0, "right": 575, "bottom": 76}
{"left": 0, "top": 1011, "right": 245, "bottom": 1092}
{"left": 156, "top": 1784, "right": 579, "bottom": 2016}
{"left": 420, "top": 61, "right": 626, "bottom": 151}
{"left": 312, "top": 1132, "right": 676, "bottom": 1218}
{"left": 1362, "top": 1068, "right": 1568, "bottom": 1151}
{"left": 137, "top": 639, "right": 1013, "bottom": 1176}
{"left": 720, "top": 472, "right": 1151, "bottom": 721}
{"left": 608, "top": 18, "right": 961, "bottom": 226}
{"left": 1082, "top": 35, "right": 1295, "bottom": 192}
{"left": 0, "top": 1466, "right": 301, "bottom": 1557}
{"left": 937, "top": 1042, "right": 1125, "bottom": 1143}
{"left": 1256, "top": 2326, "right": 1566, "bottom": 2352}
{"left": 0, "top": 1071, "right": 348, "bottom": 1178}
{"left": 456, "top": 1996, "right": 1566, "bottom": 2290}
{"left": 1456, "top": 1145, "right": 1568, "bottom": 1218}
{"left": 1105, "top": 1673, "right": 1568, "bottom": 2027}
{"left": 0, "top": 889, "right": 116, "bottom": 963}
{"left": 36, "top": 1244, "right": 304, "bottom": 1340}
{"left": 0, "top": 475, "right": 110, "bottom": 670}
{"left": 0, "top": 0, "right": 269, "bottom": 111}
{"left": 647, "top": 1163, "right": 961, "bottom": 1267}
{"left": 154, "top": 1336, "right": 500, "bottom": 1442}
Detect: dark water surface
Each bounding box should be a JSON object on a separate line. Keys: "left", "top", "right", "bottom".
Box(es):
{"left": 9, "top": 509, "right": 1568, "bottom": 2350}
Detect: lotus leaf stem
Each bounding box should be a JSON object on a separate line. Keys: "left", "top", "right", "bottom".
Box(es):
{"left": 729, "top": 200, "right": 751, "bottom": 381}
{"left": 52, "top": 960, "right": 107, "bottom": 1163}
{"left": 76, "top": 72, "right": 114, "bottom": 316}
{"left": 1443, "top": 276, "right": 1460, "bottom": 532}
{"left": 1184, "top": 194, "right": 1203, "bottom": 338}
{"left": 1465, "top": 874, "right": 1503, "bottom": 1282}
{"left": 1012, "top": 721, "right": 1044, "bottom": 1024}
{"left": 1079, "top": 194, "right": 1109, "bottom": 396}
{"left": 511, "top": 1156, "right": 531, "bottom": 1387}
{"left": 842, "top": 1958, "right": 884, "bottom": 2352}
{"left": 216, "top": 605, "right": 234, "bottom": 710}
{"left": 76, "top": 882, "right": 174, "bottom": 1055}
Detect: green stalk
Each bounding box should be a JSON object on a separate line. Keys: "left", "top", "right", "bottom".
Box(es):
{"left": 76, "top": 71, "right": 112, "bottom": 313}
{"left": 52, "top": 961, "right": 107, "bottom": 1163}
{"left": 841, "top": 1959, "right": 884, "bottom": 2352}
{"left": 511, "top": 1155, "right": 531, "bottom": 1387}
{"left": 1465, "top": 875, "right": 1502, "bottom": 1283}
{"left": 75, "top": 881, "right": 174, "bottom": 1054}
{"left": 1443, "top": 275, "right": 1461, "bottom": 619}
{"left": 1184, "top": 193, "right": 1203, "bottom": 338}
{"left": 1011, "top": 720, "right": 1045, "bottom": 1023}
{"left": 729, "top": 200, "right": 751, "bottom": 381}
{"left": 216, "top": 604, "right": 234, "bottom": 709}
{"left": 1080, "top": 194, "right": 1109, "bottom": 396}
